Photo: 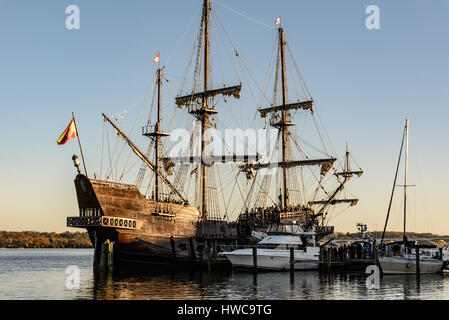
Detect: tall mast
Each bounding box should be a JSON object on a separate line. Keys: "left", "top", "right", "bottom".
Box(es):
{"left": 279, "top": 27, "right": 289, "bottom": 212}
{"left": 201, "top": 0, "right": 211, "bottom": 220}
{"left": 140, "top": 67, "right": 170, "bottom": 201}
{"left": 154, "top": 68, "right": 162, "bottom": 201}
{"left": 403, "top": 118, "right": 409, "bottom": 239}
{"left": 175, "top": 0, "right": 242, "bottom": 220}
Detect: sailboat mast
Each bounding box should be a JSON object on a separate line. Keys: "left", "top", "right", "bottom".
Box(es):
{"left": 403, "top": 118, "right": 409, "bottom": 239}
{"left": 201, "top": 0, "right": 211, "bottom": 220}
{"left": 279, "top": 27, "right": 289, "bottom": 212}
{"left": 154, "top": 68, "right": 162, "bottom": 202}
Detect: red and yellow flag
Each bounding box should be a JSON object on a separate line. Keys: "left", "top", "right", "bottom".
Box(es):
{"left": 153, "top": 53, "right": 160, "bottom": 64}
{"left": 57, "top": 118, "right": 78, "bottom": 145}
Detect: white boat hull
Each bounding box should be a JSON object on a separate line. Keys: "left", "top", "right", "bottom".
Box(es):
{"left": 222, "top": 248, "right": 320, "bottom": 271}
{"left": 379, "top": 256, "right": 443, "bottom": 274}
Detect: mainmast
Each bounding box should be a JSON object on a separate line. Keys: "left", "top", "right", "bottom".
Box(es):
{"left": 200, "top": 0, "right": 211, "bottom": 220}
{"left": 279, "top": 27, "right": 289, "bottom": 212}
{"left": 175, "top": 0, "right": 242, "bottom": 220}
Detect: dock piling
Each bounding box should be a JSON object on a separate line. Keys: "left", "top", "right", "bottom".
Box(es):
{"left": 416, "top": 247, "right": 420, "bottom": 280}
{"left": 290, "top": 247, "right": 295, "bottom": 272}
{"left": 99, "top": 239, "right": 113, "bottom": 272}
{"left": 252, "top": 247, "right": 258, "bottom": 273}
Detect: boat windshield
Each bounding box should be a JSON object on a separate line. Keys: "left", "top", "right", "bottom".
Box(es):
{"left": 257, "top": 243, "right": 303, "bottom": 250}
{"left": 267, "top": 223, "right": 303, "bottom": 235}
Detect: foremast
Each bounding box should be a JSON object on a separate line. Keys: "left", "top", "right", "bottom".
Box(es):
{"left": 102, "top": 112, "right": 186, "bottom": 203}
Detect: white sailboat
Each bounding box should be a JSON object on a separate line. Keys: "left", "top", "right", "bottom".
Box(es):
{"left": 378, "top": 119, "right": 443, "bottom": 275}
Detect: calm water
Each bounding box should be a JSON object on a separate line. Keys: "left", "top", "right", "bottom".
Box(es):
{"left": 0, "top": 248, "right": 448, "bottom": 300}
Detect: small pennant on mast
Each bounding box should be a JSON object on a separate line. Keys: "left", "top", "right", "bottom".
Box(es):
{"left": 275, "top": 16, "right": 281, "bottom": 25}
{"left": 153, "top": 53, "right": 160, "bottom": 64}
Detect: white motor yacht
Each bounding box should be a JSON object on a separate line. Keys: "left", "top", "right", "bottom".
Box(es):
{"left": 221, "top": 222, "right": 320, "bottom": 270}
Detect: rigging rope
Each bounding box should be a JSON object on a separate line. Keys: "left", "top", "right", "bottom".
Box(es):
{"left": 165, "top": 7, "right": 201, "bottom": 68}
{"left": 211, "top": 0, "right": 275, "bottom": 30}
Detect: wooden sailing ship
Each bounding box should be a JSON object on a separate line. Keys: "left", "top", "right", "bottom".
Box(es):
{"left": 66, "top": 0, "right": 363, "bottom": 270}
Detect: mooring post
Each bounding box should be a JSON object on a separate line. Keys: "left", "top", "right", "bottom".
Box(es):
{"left": 327, "top": 246, "right": 331, "bottom": 272}
{"left": 99, "top": 240, "right": 106, "bottom": 271}
{"left": 108, "top": 241, "right": 113, "bottom": 271}
{"left": 439, "top": 248, "right": 443, "bottom": 260}
{"left": 100, "top": 239, "right": 113, "bottom": 272}
{"left": 290, "top": 247, "right": 295, "bottom": 272}
{"left": 93, "top": 232, "right": 100, "bottom": 267}
{"left": 290, "top": 247, "right": 295, "bottom": 283}
{"left": 416, "top": 247, "right": 420, "bottom": 280}
{"left": 252, "top": 246, "right": 258, "bottom": 273}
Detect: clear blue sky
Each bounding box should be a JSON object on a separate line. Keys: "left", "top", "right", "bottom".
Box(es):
{"left": 0, "top": 0, "right": 448, "bottom": 233}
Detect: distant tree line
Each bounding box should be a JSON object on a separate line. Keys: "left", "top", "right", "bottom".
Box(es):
{"left": 0, "top": 231, "right": 93, "bottom": 248}
{"left": 335, "top": 231, "right": 448, "bottom": 240}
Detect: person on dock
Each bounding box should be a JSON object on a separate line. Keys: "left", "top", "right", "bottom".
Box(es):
{"left": 356, "top": 243, "right": 362, "bottom": 259}
{"left": 339, "top": 246, "right": 344, "bottom": 261}
{"left": 349, "top": 245, "right": 355, "bottom": 259}
{"left": 332, "top": 247, "right": 338, "bottom": 261}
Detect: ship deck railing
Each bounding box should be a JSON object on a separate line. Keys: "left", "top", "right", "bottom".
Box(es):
{"left": 90, "top": 179, "right": 138, "bottom": 191}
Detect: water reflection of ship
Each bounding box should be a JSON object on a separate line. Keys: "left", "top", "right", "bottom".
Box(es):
{"left": 91, "top": 269, "right": 324, "bottom": 300}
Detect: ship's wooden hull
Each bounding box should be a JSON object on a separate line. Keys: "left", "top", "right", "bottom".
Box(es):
{"left": 68, "top": 174, "right": 254, "bottom": 270}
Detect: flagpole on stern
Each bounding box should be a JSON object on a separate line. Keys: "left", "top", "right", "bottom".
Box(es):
{"left": 72, "top": 112, "right": 88, "bottom": 177}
